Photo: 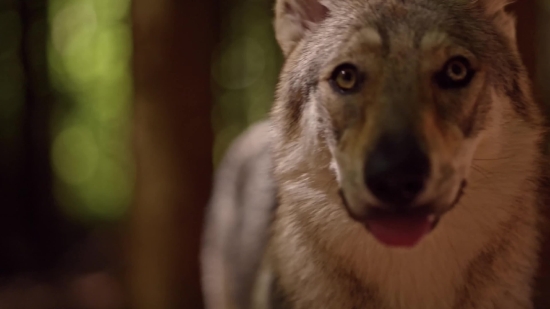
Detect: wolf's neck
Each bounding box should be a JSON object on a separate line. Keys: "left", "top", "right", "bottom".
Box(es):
{"left": 273, "top": 156, "right": 539, "bottom": 309}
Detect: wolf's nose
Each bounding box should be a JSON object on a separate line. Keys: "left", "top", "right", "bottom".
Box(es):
{"left": 364, "top": 133, "right": 431, "bottom": 207}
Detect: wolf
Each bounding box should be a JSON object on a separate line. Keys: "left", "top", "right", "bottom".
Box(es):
{"left": 201, "top": 0, "right": 550, "bottom": 308}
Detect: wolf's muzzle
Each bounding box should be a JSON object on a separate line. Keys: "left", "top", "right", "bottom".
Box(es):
{"left": 364, "top": 131, "right": 431, "bottom": 209}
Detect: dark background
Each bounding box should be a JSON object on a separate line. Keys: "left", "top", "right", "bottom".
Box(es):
{"left": 0, "top": 0, "right": 546, "bottom": 308}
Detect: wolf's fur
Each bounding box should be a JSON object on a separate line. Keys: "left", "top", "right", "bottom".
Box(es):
{"left": 201, "top": 121, "right": 277, "bottom": 309}
{"left": 201, "top": 0, "right": 549, "bottom": 308}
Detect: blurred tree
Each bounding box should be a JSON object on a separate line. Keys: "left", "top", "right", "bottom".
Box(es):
{"left": 534, "top": 0, "right": 550, "bottom": 307}
{"left": 19, "top": 0, "right": 84, "bottom": 273}
{"left": 129, "top": 0, "right": 217, "bottom": 308}
{"left": 211, "top": 0, "right": 282, "bottom": 167}
{"left": 0, "top": 0, "right": 128, "bottom": 308}
{"left": 511, "top": 0, "right": 537, "bottom": 80}
{"left": 0, "top": 0, "right": 35, "bottom": 275}
{"left": 537, "top": 0, "right": 550, "bottom": 116}
{"left": 0, "top": 0, "right": 82, "bottom": 278}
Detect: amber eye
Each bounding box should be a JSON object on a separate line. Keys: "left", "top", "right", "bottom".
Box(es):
{"left": 447, "top": 60, "right": 468, "bottom": 81}
{"left": 436, "top": 56, "right": 475, "bottom": 89}
{"left": 330, "top": 64, "right": 361, "bottom": 93}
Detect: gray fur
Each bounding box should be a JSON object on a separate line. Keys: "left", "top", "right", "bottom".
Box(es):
{"left": 202, "top": 0, "right": 550, "bottom": 308}
{"left": 201, "top": 121, "right": 277, "bottom": 309}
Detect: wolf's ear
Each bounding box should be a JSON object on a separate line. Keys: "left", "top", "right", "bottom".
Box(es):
{"left": 274, "top": 0, "right": 330, "bottom": 57}
{"left": 476, "top": 0, "right": 514, "bottom": 15}
{"left": 476, "top": 0, "right": 517, "bottom": 41}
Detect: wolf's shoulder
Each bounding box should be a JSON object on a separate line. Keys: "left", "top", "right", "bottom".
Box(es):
{"left": 202, "top": 120, "right": 278, "bottom": 309}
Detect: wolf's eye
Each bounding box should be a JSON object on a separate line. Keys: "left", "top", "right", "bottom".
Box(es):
{"left": 447, "top": 61, "right": 467, "bottom": 81}
{"left": 330, "top": 64, "right": 361, "bottom": 93}
{"left": 436, "top": 56, "right": 475, "bottom": 89}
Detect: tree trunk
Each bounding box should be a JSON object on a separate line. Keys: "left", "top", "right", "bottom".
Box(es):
{"left": 533, "top": 1, "right": 550, "bottom": 308}
{"left": 129, "top": 0, "right": 218, "bottom": 308}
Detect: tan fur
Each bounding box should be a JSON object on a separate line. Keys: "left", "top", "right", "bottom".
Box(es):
{"left": 267, "top": 99, "right": 543, "bottom": 309}
{"left": 265, "top": 0, "right": 547, "bottom": 308}
{"left": 200, "top": 0, "right": 548, "bottom": 308}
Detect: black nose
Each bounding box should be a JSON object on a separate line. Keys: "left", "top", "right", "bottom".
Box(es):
{"left": 364, "top": 132, "right": 431, "bottom": 206}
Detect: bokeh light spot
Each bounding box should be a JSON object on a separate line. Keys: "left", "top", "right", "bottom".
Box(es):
{"left": 78, "top": 158, "right": 132, "bottom": 220}
{"left": 48, "top": 0, "right": 133, "bottom": 222}
{"left": 212, "top": 37, "right": 266, "bottom": 90}
{"left": 52, "top": 126, "right": 99, "bottom": 185}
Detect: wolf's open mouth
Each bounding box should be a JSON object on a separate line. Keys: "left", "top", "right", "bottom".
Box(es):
{"left": 365, "top": 210, "right": 438, "bottom": 248}
{"left": 340, "top": 180, "right": 467, "bottom": 248}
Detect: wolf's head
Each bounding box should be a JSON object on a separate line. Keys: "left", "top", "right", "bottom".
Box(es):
{"left": 271, "top": 0, "right": 544, "bottom": 248}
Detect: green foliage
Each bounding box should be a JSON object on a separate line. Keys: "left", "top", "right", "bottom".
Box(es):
{"left": 212, "top": 0, "right": 283, "bottom": 167}
{"left": 48, "top": 0, "right": 133, "bottom": 222}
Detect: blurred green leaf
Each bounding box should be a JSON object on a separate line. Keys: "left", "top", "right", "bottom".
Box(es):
{"left": 48, "top": 0, "right": 133, "bottom": 222}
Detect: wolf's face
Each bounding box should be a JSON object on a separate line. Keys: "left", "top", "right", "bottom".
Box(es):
{"left": 273, "top": 0, "right": 538, "bottom": 248}
{"left": 323, "top": 26, "right": 483, "bottom": 247}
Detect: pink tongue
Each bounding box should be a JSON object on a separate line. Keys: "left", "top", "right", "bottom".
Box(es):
{"left": 367, "top": 214, "right": 431, "bottom": 248}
